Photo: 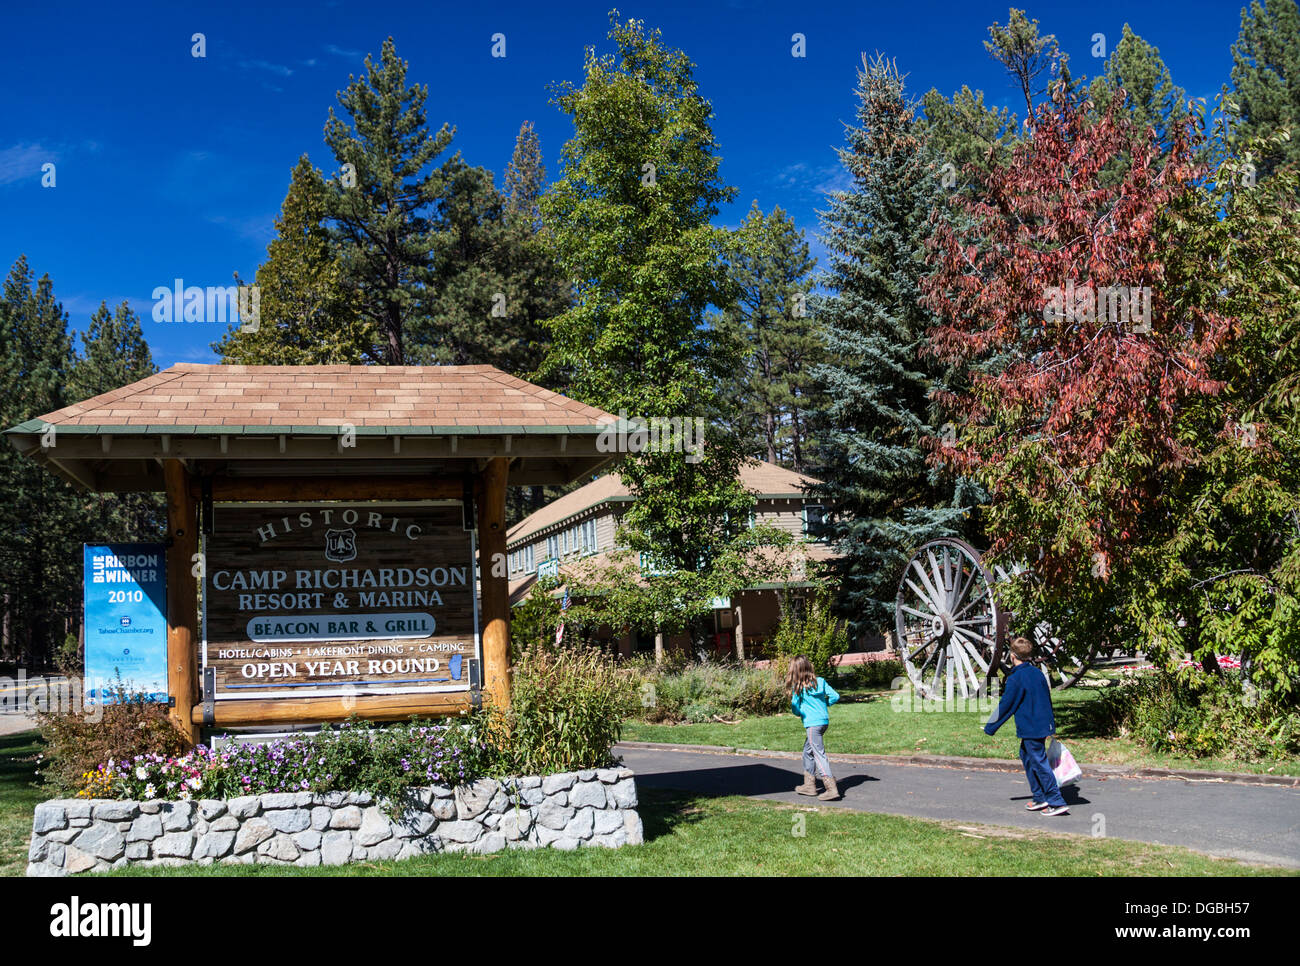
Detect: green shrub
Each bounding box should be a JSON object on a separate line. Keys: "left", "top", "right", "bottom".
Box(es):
{"left": 1096, "top": 666, "right": 1300, "bottom": 762}
{"left": 836, "top": 659, "right": 906, "bottom": 690}
{"left": 54, "top": 633, "right": 82, "bottom": 677}
{"left": 770, "top": 587, "right": 849, "bottom": 679}
{"left": 487, "top": 644, "right": 636, "bottom": 774}
{"left": 509, "top": 578, "right": 563, "bottom": 659}
{"left": 628, "top": 662, "right": 786, "bottom": 723}
{"left": 37, "top": 686, "right": 191, "bottom": 795}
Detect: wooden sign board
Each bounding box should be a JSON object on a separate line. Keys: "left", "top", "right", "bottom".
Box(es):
{"left": 203, "top": 502, "right": 478, "bottom": 701}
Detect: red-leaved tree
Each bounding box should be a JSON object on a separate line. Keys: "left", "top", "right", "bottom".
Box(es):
{"left": 922, "top": 82, "right": 1231, "bottom": 654}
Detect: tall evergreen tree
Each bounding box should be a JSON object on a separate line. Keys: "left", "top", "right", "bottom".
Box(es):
{"left": 540, "top": 14, "right": 753, "bottom": 571}
{"left": 69, "top": 301, "right": 155, "bottom": 400}
{"left": 504, "top": 120, "right": 547, "bottom": 227}
{"left": 323, "top": 38, "right": 455, "bottom": 364}
{"left": 716, "top": 201, "right": 820, "bottom": 470}
{"left": 919, "top": 85, "right": 1016, "bottom": 183}
{"left": 984, "top": 8, "right": 1074, "bottom": 126}
{"left": 0, "top": 257, "right": 80, "bottom": 664}
{"left": 1227, "top": 0, "right": 1300, "bottom": 178}
{"left": 411, "top": 156, "right": 567, "bottom": 377}
{"left": 70, "top": 302, "right": 164, "bottom": 552}
{"left": 216, "top": 156, "right": 375, "bottom": 364}
{"left": 1089, "top": 24, "right": 1188, "bottom": 153}
{"left": 807, "top": 56, "right": 980, "bottom": 637}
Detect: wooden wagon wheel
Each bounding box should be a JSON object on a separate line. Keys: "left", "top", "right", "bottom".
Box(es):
{"left": 895, "top": 538, "right": 1005, "bottom": 700}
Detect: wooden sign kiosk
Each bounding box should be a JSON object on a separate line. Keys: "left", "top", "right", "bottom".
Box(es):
{"left": 5, "top": 364, "right": 616, "bottom": 743}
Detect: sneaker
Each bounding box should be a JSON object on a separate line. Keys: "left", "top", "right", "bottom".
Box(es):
{"left": 1025, "top": 801, "right": 1049, "bottom": 811}
{"left": 1042, "top": 805, "right": 1070, "bottom": 816}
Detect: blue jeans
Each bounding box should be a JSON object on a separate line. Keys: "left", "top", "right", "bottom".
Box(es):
{"left": 1020, "top": 738, "right": 1066, "bottom": 807}
{"left": 803, "top": 725, "right": 833, "bottom": 779}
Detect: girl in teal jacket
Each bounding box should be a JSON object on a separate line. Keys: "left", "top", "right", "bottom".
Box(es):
{"left": 786, "top": 655, "right": 841, "bottom": 800}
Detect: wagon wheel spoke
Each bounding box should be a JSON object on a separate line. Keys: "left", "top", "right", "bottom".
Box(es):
{"left": 928, "top": 550, "right": 948, "bottom": 610}
{"left": 901, "top": 604, "right": 938, "bottom": 622}
{"left": 910, "top": 559, "right": 944, "bottom": 613}
{"left": 948, "top": 641, "right": 976, "bottom": 698}
{"left": 952, "top": 629, "right": 991, "bottom": 673}
{"left": 904, "top": 578, "right": 939, "bottom": 614}
{"left": 952, "top": 588, "right": 990, "bottom": 621}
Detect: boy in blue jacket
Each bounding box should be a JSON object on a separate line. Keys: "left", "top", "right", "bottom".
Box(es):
{"left": 984, "top": 636, "right": 1069, "bottom": 815}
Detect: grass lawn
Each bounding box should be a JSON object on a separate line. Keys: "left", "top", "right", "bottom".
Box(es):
{"left": 621, "top": 685, "right": 1300, "bottom": 778}
{"left": 0, "top": 728, "right": 1292, "bottom": 877}
{"left": 99, "top": 789, "right": 1292, "bottom": 877}
{"left": 0, "top": 731, "right": 46, "bottom": 877}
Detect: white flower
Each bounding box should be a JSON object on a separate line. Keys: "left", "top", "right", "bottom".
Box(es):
{"left": 188, "top": 776, "right": 202, "bottom": 790}
{"left": 144, "top": 784, "right": 157, "bottom": 798}
{"left": 136, "top": 766, "right": 149, "bottom": 780}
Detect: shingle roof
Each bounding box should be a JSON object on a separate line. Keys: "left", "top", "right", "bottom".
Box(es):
{"left": 507, "top": 459, "right": 821, "bottom": 545}
{"left": 25, "top": 363, "right": 614, "bottom": 429}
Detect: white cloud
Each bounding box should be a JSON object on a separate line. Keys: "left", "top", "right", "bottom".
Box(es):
{"left": 0, "top": 143, "right": 55, "bottom": 186}
{"left": 239, "top": 59, "right": 293, "bottom": 77}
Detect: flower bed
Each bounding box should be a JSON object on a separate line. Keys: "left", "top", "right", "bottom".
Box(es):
{"left": 75, "top": 719, "right": 481, "bottom": 803}
{"left": 28, "top": 769, "right": 643, "bottom": 876}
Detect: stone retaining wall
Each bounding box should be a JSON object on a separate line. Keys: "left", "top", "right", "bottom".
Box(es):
{"left": 27, "top": 768, "right": 642, "bottom": 876}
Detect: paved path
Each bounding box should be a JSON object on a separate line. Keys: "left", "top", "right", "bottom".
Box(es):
{"left": 617, "top": 743, "right": 1300, "bottom": 868}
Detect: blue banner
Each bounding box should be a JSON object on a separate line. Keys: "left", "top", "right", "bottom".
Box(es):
{"left": 83, "top": 544, "right": 168, "bottom": 704}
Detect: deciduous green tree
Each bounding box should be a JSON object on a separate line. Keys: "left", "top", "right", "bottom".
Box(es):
{"left": 539, "top": 14, "right": 753, "bottom": 572}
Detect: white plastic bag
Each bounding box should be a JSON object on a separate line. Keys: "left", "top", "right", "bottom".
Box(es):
{"left": 1047, "top": 738, "right": 1082, "bottom": 786}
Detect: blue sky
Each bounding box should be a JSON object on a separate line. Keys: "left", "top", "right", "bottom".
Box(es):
{"left": 1, "top": 0, "right": 1246, "bottom": 367}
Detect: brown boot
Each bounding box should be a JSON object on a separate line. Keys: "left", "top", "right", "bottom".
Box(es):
{"left": 818, "top": 775, "right": 840, "bottom": 801}
{"left": 795, "top": 771, "right": 818, "bottom": 796}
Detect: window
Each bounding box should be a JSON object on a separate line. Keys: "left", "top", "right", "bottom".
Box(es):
{"left": 639, "top": 551, "right": 673, "bottom": 576}
{"left": 546, "top": 535, "right": 559, "bottom": 560}
{"left": 803, "top": 504, "right": 827, "bottom": 541}
{"left": 524, "top": 544, "right": 534, "bottom": 572}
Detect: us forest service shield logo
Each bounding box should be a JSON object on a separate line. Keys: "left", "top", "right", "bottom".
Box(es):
{"left": 324, "top": 528, "right": 357, "bottom": 562}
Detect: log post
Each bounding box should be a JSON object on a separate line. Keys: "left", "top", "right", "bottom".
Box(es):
{"left": 163, "top": 460, "right": 199, "bottom": 744}
{"left": 477, "top": 457, "right": 510, "bottom": 710}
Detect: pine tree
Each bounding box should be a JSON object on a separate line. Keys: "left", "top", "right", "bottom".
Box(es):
{"left": 918, "top": 85, "right": 1016, "bottom": 183}
{"left": 807, "top": 56, "right": 980, "bottom": 637}
{"left": 215, "top": 156, "right": 375, "bottom": 364}
{"left": 69, "top": 301, "right": 155, "bottom": 400}
{"left": 0, "top": 257, "right": 80, "bottom": 665}
{"left": 410, "top": 157, "right": 566, "bottom": 377}
{"left": 323, "top": 38, "right": 455, "bottom": 364}
{"left": 539, "top": 14, "right": 753, "bottom": 571}
{"left": 984, "top": 8, "right": 1075, "bottom": 127}
{"left": 1227, "top": 0, "right": 1300, "bottom": 178}
{"left": 70, "top": 302, "right": 164, "bottom": 552}
{"left": 716, "top": 201, "right": 820, "bottom": 470}
{"left": 504, "top": 120, "right": 546, "bottom": 227}
{"left": 1089, "top": 24, "right": 1188, "bottom": 153}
